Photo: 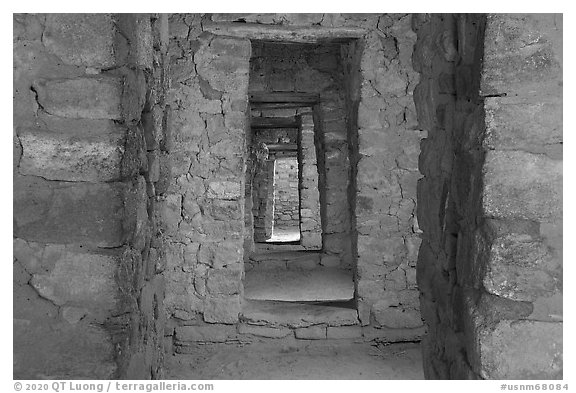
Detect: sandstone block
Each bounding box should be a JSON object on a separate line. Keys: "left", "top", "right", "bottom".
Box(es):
{"left": 385, "top": 268, "right": 407, "bottom": 290}
{"left": 478, "top": 320, "right": 562, "bottom": 379}
{"left": 36, "top": 113, "right": 127, "bottom": 137}
{"left": 238, "top": 324, "right": 292, "bottom": 338}
{"left": 484, "top": 97, "right": 563, "bottom": 151}
{"left": 483, "top": 150, "right": 562, "bottom": 221}
{"left": 29, "top": 249, "right": 121, "bottom": 320}
{"left": 301, "top": 232, "right": 322, "bottom": 249}
{"left": 209, "top": 36, "right": 252, "bottom": 59}
{"left": 483, "top": 233, "right": 560, "bottom": 301}
{"left": 14, "top": 176, "right": 125, "bottom": 247}
{"left": 142, "top": 108, "right": 164, "bottom": 150}
{"left": 132, "top": 14, "right": 154, "bottom": 70}
{"left": 147, "top": 150, "right": 160, "bottom": 182}
{"left": 326, "top": 326, "right": 362, "bottom": 339}
{"left": 198, "top": 242, "right": 243, "bottom": 268}
{"left": 13, "top": 320, "right": 117, "bottom": 379}
{"left": 13, "top": 14, "right": 44, "bottom": 41}
{"left": 33, "top": 76, "right": 123, "bottom": 120}
{"left": 295, "top": 325, "right": 327, "bottom": 340}
{"left": 175, "top": 324, "right": 237, "bottom": 343}
{"left": 18, "top": 128, "right": 125, "bottom": 182}
{"left": 203, "top": 296, "right": 241, "bottom": 324}
{"left": 43, "top": 14, "right": 116, "bottom": 68}
{"left": 195, "top": 38, "right": 251, "bottom": 93}
{"left": 373, "top": 306, "right": 423, "bottom": 329}
{"left": 206, "top": 268, "right": 242, "bottom": 295}
{"left": 481, "top": 14, "right": 562, "bottom": 96}
{"left": 207, "top": 181, "right": 242, "bottom": 200}
{"left": 157, "top": 194, "right": 182, "bottom": 234}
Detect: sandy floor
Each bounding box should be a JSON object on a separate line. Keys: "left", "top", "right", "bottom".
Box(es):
{"left": 244, "top": 269, "right": 354, "bottom": 301}
{"left": 166, "top": 339, "right": 423, "bottom": 380}
{"left": 266, "top": 227, "right": 301, "bottom": 242}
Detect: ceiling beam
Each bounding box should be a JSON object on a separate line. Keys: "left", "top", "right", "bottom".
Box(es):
{"left": 251, "top": 102, "right": 313, "bottom": 110}
{"left": 266, "top": 143, "right": 298, "bottom": 151}
{"left": 250, "top": 92, "right": 319, "bottom": 104}
{"left": 203, "top": 22, "right": 366, "bottom": 44}
{"left": 251, "top": 117, "right": 299, "bottom": 129}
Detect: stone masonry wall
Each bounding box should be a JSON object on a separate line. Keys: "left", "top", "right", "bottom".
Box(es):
{"left": 299, "top": 113, "right": 323, "bottom": 249}
{"left": 272, "top": 157, "right": 299, "bottom": 229}
{"left": 165, "top": 14, "right": 251, "bottom": 353}
{"left": 249, "top": 40, "right": 352, "bottom": 264}
{"left": 251, "top": 159, "right": 274, "bottom": 241}
{"left": 249, "top": 128, "right": 297, "bottom": 241}
{"left": 347, "top": 15, "right": 426, "bottom": 338}
{"left": 202, "top": 13, "right": 425, "bottom": 340}
{"left": 13, "top": 13, "right": 169, "bottom": 379}
{"left": 414, "top": 13, "right": 562, "bottom": 379}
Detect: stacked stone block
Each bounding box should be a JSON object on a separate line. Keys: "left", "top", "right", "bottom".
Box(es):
{"left": 344, "top": 15, "right": 425, "bottom": 335}
{"left": 165, "top": 13, "right": 426, "bottom": 348}
{"left": 299, "top": 114, "right": 322, "bottom": 249}
{"left": 13, "top": 14, "right": 169, "bottom": 378}
{"left": 252, "top": 159, "right": 275, "bottom": 241}
{"left": 165, "top": 14, "right": 251, "bottom": 351}
{"left": 414, "top": 13, "right": 562, "bottom": 379}
{"left": 272, "top": 157, "right": 300, "bottom": 230}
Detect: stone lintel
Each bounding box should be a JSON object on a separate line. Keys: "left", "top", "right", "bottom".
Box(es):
{"left": 204, "top": 21, "right": 366, "bottom": 43}
{"left": 251, "top": 116, "right": 300, "bottom": 129}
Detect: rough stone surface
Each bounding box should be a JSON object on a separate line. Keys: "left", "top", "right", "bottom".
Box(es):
{"left": 18, "top": 128, "right": 125, "bottom": 182}
{"left": 175, "top": 324, "right": 237, "bottom": 343}
{"left": 14, "top": 13, "right": 169, "bottom": 379}
{"left": 43, "top": 14, "right": 117, "bottom": 68}
{"left": 14, "top": 175, "right": 125, "bottom": 247}
{"left": 480, "top": 14, "right": 563, "bottom": 97}
{"left": 241, "top": 300, "right": 359, "bottom": 328}
{"left": 326, "top": 326, "right": 363, "bottom": 339}
{"left": 414, "top": 13, "right": 563, "bottom": 380}
{"left": 238, "top": 324, "right": 293, "bottom": 338}
{"left": 483, "top": 150, "right": 562, "bottom": 221}
{"left": 295, "top": 325, "right": 327, "bottom": 340}
{"left": 164, "top": 15, "right": 250, "bottom": 332}
{"left": 29, "top": 248, "right": 121, "bottom": 320}
{"left": 478, "top": 320, "right": 562, "bottom": 379}
{"left": 484, "top": 97, "right": 563, "bottom": 151}
{"left": 33, "top": 76, "right": 123, "bottom": 120}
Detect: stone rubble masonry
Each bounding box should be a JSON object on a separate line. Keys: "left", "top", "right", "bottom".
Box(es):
{"left": 164, "top": 13, "right": 425, "bottom": 349}
{"left": 299, "top": 114, "right": 322, "bottom": 249}
{"left": 346, "top": 15, "right": 424, "bottom": 331}
{"left": 165, "top": 13, "right": 250, "bottom": 335}
{"left": 272, "top": 157, "right": 299, "bottom": 229}
{"left": 13, "top": 13, "right": 169, "bottom": 379}
{"left": 414, "top": 13, "right": 562, "bottom": 379}
{"left": 252, "top": 158, "right": 275, "bottom": 241}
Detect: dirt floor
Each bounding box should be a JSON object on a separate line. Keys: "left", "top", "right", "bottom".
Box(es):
{"left": 166, "top": 338, "right": 424, "bottom": 380}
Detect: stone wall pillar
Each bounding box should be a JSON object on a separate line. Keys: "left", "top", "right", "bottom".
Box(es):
{"left": 166, "top": 15, "right": 251, "bottom": 352}
{"left": 352, "top": 15, "right": 424, "bottom": 336}
{"left": 14, "top": 13, "right": 168, "bottom": 379}
{"left": 252, "top": 159, "right": 274, "bottom": 241}
{"left": 299, "top": 113, "right": 322, "bottom": 248}
{"left": 264, "top": 159, "right": 276, "bottom": 238}
{"left": 414, "top": 13, "right": 563, "bottom": 379}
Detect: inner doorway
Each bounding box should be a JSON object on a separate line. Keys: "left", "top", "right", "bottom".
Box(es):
{"left": 269, "top": 156, "right": 300, "bottom": 243}
{"left": 243, "top": 39, "right": 359, "bottom": 307}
